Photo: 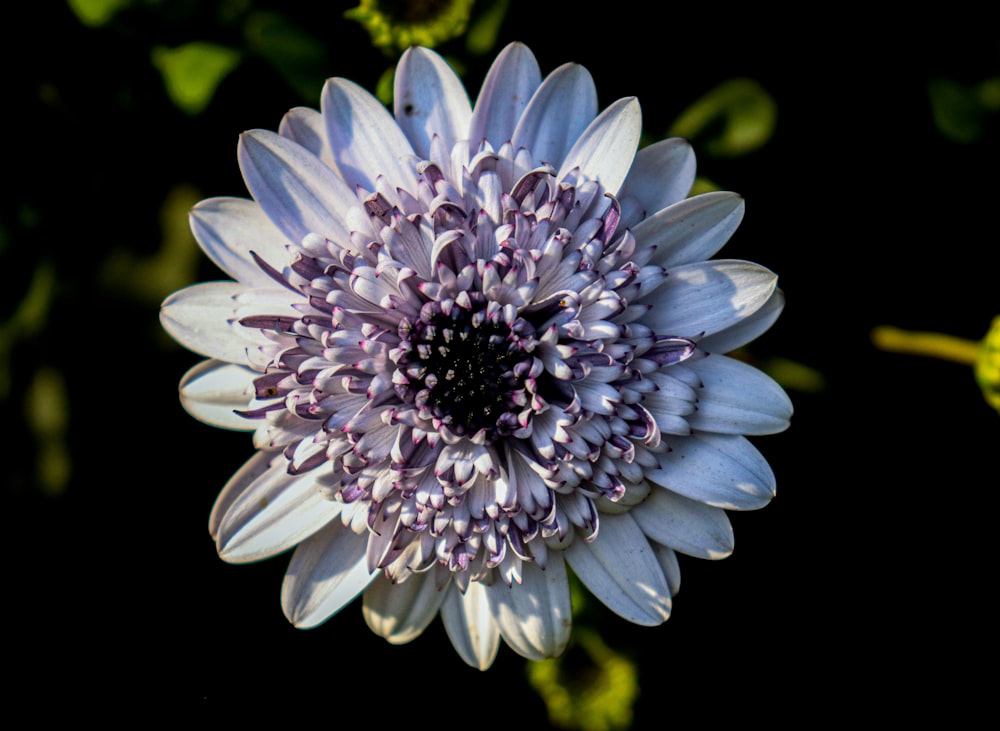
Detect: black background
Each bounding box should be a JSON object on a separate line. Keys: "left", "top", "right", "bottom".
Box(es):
{"left": 5, "top": 1, "right": 996, "bottom": 722}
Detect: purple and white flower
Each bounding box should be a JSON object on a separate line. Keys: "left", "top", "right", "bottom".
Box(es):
{"left": 161, "top": 42, "right": 791, "bottom": 669}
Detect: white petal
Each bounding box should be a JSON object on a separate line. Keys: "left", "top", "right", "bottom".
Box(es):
{"left": 362, "top": 569, "right": 449, "bottom": 644}
{"left": 631, "top": 486, "right": 734, "bottom": 559}
{"left": 178, "top": 359, "right": 256, "bottom": 430}
{"left": 557, "top": 96, "right": 641, "bottom": 195}
{"left": 651, "top": 543, "right": 682, "bottom": 596}
{"left": 189, "top": 197, "right": 291, "bottom": 286}
{"left": 636, "top": 192, "right": 745, "bottom": 269}
{"left": 574, "top": 379, "right": 619, "bottom": 416}
{"left": 216, "top": 458, "right": 342, "bottom": 563}
{"left": 469, "top": 41, "right": 541, "bottom": 149}
{"left": 440, "top": 580, "right": 501, "bottom": 670}
{"left": 699, "top": 288, "right": 785, "bottom": 354}
{"left": 686, "top": 354, "right": 793, "bottom": 435}
{"left": 209, "top": 449, "right": 274, "bottom": 541}
{"left": 636, "top": 373, "right": 696, "bottom": 435}
{"left": 238, "top": 129, "right": 355, "bottom": 247}
{"left": 380, "top": 215, "right": 433, "bottom": 281}
{"left": 512, "top": 62, "right": 597, "bottom": 169}
{"left": 394, "top": 46, "right": 472, "bottom": 161}
{"left": 565, "top": 512, "right": 671, "bottom": 626}
{"left": 278, "top": 106, "right": 335, "bottom": 167}
{"left": 322, "top": 77, "right": 419, "bottom": 193}
{"left": 619, "top": 137, "right": 697, "bottom": 227}
{"left": 641, "top": 260, "right": 778, "bottom": 339}
{"left": 159, "top": 282, "right": 288, "bottom": 363}
{"left": 486, "top": 553, "right": 572, "bottom": 660}
{"left": 281, "top": 518, "right": 377, "bottom": 628}
{"left": 646, "top": 433, "right": 776, "bottom": 510}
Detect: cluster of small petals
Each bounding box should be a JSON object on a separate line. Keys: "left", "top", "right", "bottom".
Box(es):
{"left": 161, "top": 41, "right": 791, "bottom": 670}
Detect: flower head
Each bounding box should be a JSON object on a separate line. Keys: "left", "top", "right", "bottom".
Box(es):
{"left": 161, "top": 42, "right": 792, "bottom": 670}
{"left": 345, "top": 0, "right": 476, "bottom": 54}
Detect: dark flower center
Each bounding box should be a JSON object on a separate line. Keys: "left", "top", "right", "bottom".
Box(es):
{"left": 395, "top": 294, "right": 536, "bottom": 440}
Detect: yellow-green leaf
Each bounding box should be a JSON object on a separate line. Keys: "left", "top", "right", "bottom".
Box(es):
{"left": 151, "top": 42, "right": 242, "bottom": 115}
{"left": 67, "top": 0, "right": 130, "bottom": 27}
{"left": 670, "top": 78, "right": 777, "bottom": 157}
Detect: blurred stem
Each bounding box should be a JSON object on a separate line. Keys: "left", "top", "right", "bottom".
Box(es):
{"left": 871, "top": 326, "right": 980, "bottom": 366}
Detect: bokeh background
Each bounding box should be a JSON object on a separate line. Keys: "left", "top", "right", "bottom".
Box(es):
{"left": 5, "top": 0, "right": 997, "bottom": 722}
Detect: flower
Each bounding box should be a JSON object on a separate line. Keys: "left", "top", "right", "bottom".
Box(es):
{"left": 160, "top": 41, "right": 792, "bottom": 670}
{"left": 345, "top": 0, "right": 476, "bottom": 55}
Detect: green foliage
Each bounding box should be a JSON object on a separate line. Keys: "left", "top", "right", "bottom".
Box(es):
{"left": 25, "top": 367, "right": 72, "bottom": 497}
{"left": 0, "top": 260, "right": 55, "bottom": 400}
{"left": 151, "top": 42, "right": 242, "bottom": 115}
{"left": 975, "top": 316, "right": 1000, "bottom": 412}
{"left": 761, "top": 356, "right": 827, "bottom": 393}
{"left": 465, "top": 0, "right": 509, "bottom": 56}
{"left": 872, "top": 322, "right": 1000, "bottom": 414}
{"left": 243, "top": 11, "right": 329, "bottom": 101}
{"left": 527, "top": 628, "right": 640, "bottom": 731}
{"left": 929, "top": 75, "right": 1000, "bottom": 143}
{"left": 99, "top": 184, "right": 203, "bottom": 306}
{"left": 670, "top": 78, "right": 777, "bottom": 157}
{"left": 345, "top": 0, "right": 477, "bottom": 54}
{"left": 66, "top": 0, "right": 131, "bottom": 27}
{"left": 375, "top": 65, "right": 396, "bottom": 105}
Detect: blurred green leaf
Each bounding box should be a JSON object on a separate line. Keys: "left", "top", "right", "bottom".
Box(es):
{"left": 466, "top": 0, "right": 509, "bottom": 55}
{"left": 25, "top": 366, "right": 72, "bottom": 496}
{"left": 66, "top": 0, "right": 131, "bottom": 27}
{"left": 26, "top": 367, "right": 69, "bottom": 439}
{"left": 0, "top": 261, "right": 56, "bottom": 400}
{"left": 929, "top": 75, "right": 1000, "bottom": 143}
{"left": 375, "top": 65, "right": 395, "bottom": 106}
{"left": 670, "top": 78, "right": 777, "bottom": 157}
{"left": 100, "top": 183, "right": 202, "bottom": 305}
{"left": 977, "top": 77, "right": 1000, "bottom": 111}
{"left": 690, "top": 176, "right": 720, "bottom": 196}
{"left": 762, "top": 356, "right": 827, "bottom": 393}
{"left": 151, "top": 42, "right": 242, "bottom": 115}
{"left": 929, "top": 77, "right": 983, "bottom": 143}
{"left": 4, "top": 260, "right": 54, "bottom": 340}
{"left": 244, "top": 11, "right": 328, "bottom": 101}
{"left": 528, "top": 627, "right": 640, "bottom": 731}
